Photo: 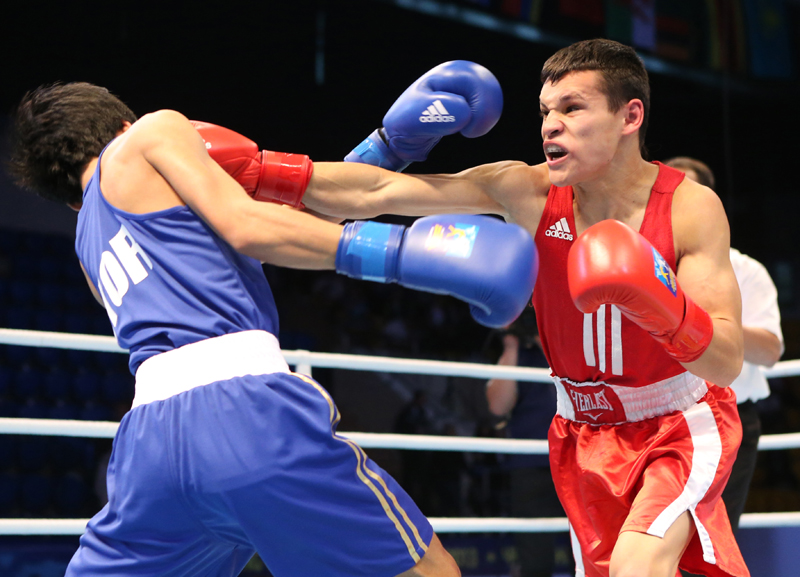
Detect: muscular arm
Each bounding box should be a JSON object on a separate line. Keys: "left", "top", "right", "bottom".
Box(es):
{"left": 673, "top": 183, "right": 743, "bottom": 386}
{"left": 743, "top": 327, "right": 783, "bottom": 367}
{"left": 135, "top": 111, "right": 343, "bottom": 269}
{"left": 486, "top": 334, "right": 520, "bottom": 417}
{"left": 303, "top": 160, "right": 540, "bottom": 221}
{"left": 735, "top": 253, "right": 785, "bottom": 367}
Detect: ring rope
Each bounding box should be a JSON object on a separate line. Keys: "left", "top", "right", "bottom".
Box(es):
{"left": 1, "top": 512, "right": 799, "bottom": 536}
{"left": 3, "top": 327, "right": 797, "bottom": 380}
{"left": 2, "top": 417, "right": 800, "bottom": 452}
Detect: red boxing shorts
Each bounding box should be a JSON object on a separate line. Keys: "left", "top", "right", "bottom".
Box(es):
{"left": 549, "top": 382, "right": 750, "bottom": 577}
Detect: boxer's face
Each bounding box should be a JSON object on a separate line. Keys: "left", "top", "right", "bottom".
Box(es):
{"left": 539, "top": 70, "right": 626, "bottom": 187}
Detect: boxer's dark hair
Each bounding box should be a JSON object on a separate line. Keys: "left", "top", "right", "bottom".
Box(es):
{"left": 541, "top": 39, "right": 650, "bottom": 153}
{"left": 663, "top": 156, "right": 716, "bottom": 190}
{"left": 8, "top": 82, "right": 137, "bottom": 205}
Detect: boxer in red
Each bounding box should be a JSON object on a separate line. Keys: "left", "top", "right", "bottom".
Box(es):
{"left": 301, "top": 40, "right": 749, "bottom": 577}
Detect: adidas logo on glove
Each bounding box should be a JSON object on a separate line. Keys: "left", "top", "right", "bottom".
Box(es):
{"left": 545, "top": 217, "right": 574, "bottom": 241}
{"left": 419, "top": 100, "right": 456, "bottom": 123}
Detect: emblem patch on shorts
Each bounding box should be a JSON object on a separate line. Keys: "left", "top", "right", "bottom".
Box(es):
{"left": 424, "top": 223, "right": 478, "bottom": 259}
{"left": 652, "top": 247, "right": 678, "bottom": 296}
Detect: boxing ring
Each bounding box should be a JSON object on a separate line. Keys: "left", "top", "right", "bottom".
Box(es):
{"left": 1, "top": 327, "right": 800, "bottom": 537}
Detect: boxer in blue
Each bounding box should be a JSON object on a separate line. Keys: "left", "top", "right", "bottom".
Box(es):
{"left": 8, "top": 65, "right": 531, "bottom": 577}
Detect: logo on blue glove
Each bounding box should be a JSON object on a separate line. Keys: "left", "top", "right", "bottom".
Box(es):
{"left": 652, "top": 247, "right": 677, "bottom": 297}
{"left": 419, "top": 100, "right": 456, "bottom": 123}
{"left": 424, "top": 223, "right": 478, "bottom": 259}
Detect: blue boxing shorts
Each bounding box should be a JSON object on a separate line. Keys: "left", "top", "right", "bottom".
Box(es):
{"left": 66, "top": 331, "right": 432, "bottom": 577}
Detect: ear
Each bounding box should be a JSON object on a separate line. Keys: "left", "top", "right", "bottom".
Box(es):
{"left": 120, "top": 120, "right": 133, "bottom": 133}
{"left": 620, "top": 99, "right": 645, "bottom": 136}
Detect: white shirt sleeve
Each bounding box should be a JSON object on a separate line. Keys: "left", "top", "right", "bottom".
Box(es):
{"left": 729, "top": 248, "right": 784, "bottom": 403}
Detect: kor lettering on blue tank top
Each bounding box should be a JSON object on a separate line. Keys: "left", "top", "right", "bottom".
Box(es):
{"left": 75, "top": 144, "right": 279, "bottom": 374}
{"left": 96, "top": 224, "right": 154, "bottom": 326}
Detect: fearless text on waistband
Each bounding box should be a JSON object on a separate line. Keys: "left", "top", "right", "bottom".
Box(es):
{"left": 553, "top": 372, "right": 708, "bottom": 424}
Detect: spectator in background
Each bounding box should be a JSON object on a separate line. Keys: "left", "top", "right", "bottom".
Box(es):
{"left": 485, "top": 309, "right": 571, "bottom": 577}
{"left": 429, "top": 423, "right": 465, "bottom": 517}
{"left": 665, "top": 156, "right": 785, "bottom": 532}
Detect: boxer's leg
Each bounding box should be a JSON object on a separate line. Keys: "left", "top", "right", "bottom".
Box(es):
{"left": 66, "top": 403, "right": 253, "bottom": 577}
{"left": 610, "top": 512, "right": 694, "bottom": 577}
{"left": 193, "top": 372, "right": 447, "bottom": 577}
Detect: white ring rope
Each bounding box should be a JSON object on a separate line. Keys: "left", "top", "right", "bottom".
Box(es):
{"left": 2, "top": 327, "right": 796, "bottom": 380}
{"left": 2, "top": 328, "right": 800, "bottom": 535}
{"left": 2, "top": 417, "right": 799, "bottom": 452}
{"left": 0, "top": 512, "right": 797, "bottom": 536}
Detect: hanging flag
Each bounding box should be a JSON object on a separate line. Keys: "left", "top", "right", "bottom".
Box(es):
{"left": 559, "top": 0, "right": 604, "bottom": 25}
{"left": 743, "top": 0, "right": 791, "bottom": 78}
{"left": 632, "top": 0, "right": 656, "bottom": 51}
{"left": 655, "top": 0, "right": 698, "bottom": 63}
{"left": 501, "top": 0, "right": 523, "bottom": 18}
{"left": 606, "top": 0, "right": 632, "bottom": 45}
{"left": 528, "top": 0, "right": 545, "bottom": 24}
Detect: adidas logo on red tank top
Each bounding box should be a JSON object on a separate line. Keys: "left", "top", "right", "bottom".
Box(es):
{"left": 545, "top": 217, "right": 574, "bottom": 241}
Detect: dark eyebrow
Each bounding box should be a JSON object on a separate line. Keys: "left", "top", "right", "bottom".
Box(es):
{"left": 557, "top": 92, "right": 587, "bottom": 103}
{"left": 540, "top": 91, "right": 588, "bottom": 110}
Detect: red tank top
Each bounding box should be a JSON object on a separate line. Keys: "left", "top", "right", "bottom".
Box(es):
{"left": 532, "top": 162, "right": 687, "bottom": 387}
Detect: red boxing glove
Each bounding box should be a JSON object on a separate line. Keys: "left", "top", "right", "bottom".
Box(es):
{"left": 567, "top": 219, "right": 713, "bottom": 363}
{"left": 190, "top": 121, "right": 312, "bottom": 209}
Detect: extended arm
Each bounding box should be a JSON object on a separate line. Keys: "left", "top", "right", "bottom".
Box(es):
{"left": 187, "top": 118, "right": 525, "bottom": 222}
{"left": 303, "top": 160, "right": 532, "bottom": 220}
{"left": 138, "top": 111, "right": 341, "bottom": 268}
{"left": 135, "top": 111, "right": 538, "bottom": 328}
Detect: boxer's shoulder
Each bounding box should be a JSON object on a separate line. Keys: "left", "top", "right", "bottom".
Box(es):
{"left": 672, "top": 177, "right": 728, "bottom": 252}
{"left": 99, "top": 110, "right": 192, "bottom": 212}
{"left": 125, "top": 110, "right": 195, "bottom": 150}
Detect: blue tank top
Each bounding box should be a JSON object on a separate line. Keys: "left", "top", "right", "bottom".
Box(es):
{"left": 75, "top": 145, "right": 280, "bottom": 374}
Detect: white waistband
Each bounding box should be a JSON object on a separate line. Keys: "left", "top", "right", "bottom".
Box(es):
{"left": 132, "top": 330, "right": 290, "bottom": 408}
{"left": 554, "top": 372, "right": 708, "bottom": 424}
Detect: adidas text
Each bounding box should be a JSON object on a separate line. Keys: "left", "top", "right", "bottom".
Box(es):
{"left": 420, "top": 100, "right": 456, "bottom": 123}
{"left": 420, "top": 115, "right": 456, "bottom": 123}
{"left": 545, "top": 229, "right": 573, "bottom": 241}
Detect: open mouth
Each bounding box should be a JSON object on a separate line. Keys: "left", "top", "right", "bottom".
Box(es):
{"left": 544, "top": 143, "right": 568, "bottom": 162}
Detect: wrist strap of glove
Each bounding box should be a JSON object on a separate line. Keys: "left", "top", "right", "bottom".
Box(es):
{"left": 335, "top": 221, "right": 405, "bottom": 283}
{"left": 344, "top": 128, "right": 411, "bottom": 172}
{"left": 255, "top": 151, "right": 313, "bottom": 209}
{"left": 662, "top": 295, "right": 714, "bottom": 363}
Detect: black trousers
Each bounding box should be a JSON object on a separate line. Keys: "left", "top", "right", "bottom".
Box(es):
{"left": 722, "top": 400, "right": 762, "bottom": 533}
{"left": 510, "top": 466, "right": 572, "bottom": 577}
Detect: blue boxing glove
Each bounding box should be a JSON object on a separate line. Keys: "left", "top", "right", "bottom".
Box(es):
{"left": 336, "top": 215, "right": 537, "bottom": 328}
{"left": 345, "top": 61, "right": 503, "bottom": 172}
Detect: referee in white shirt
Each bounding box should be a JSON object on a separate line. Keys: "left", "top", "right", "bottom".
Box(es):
{"left": 665, "top": 156, "right": 785, "bottom": 532}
